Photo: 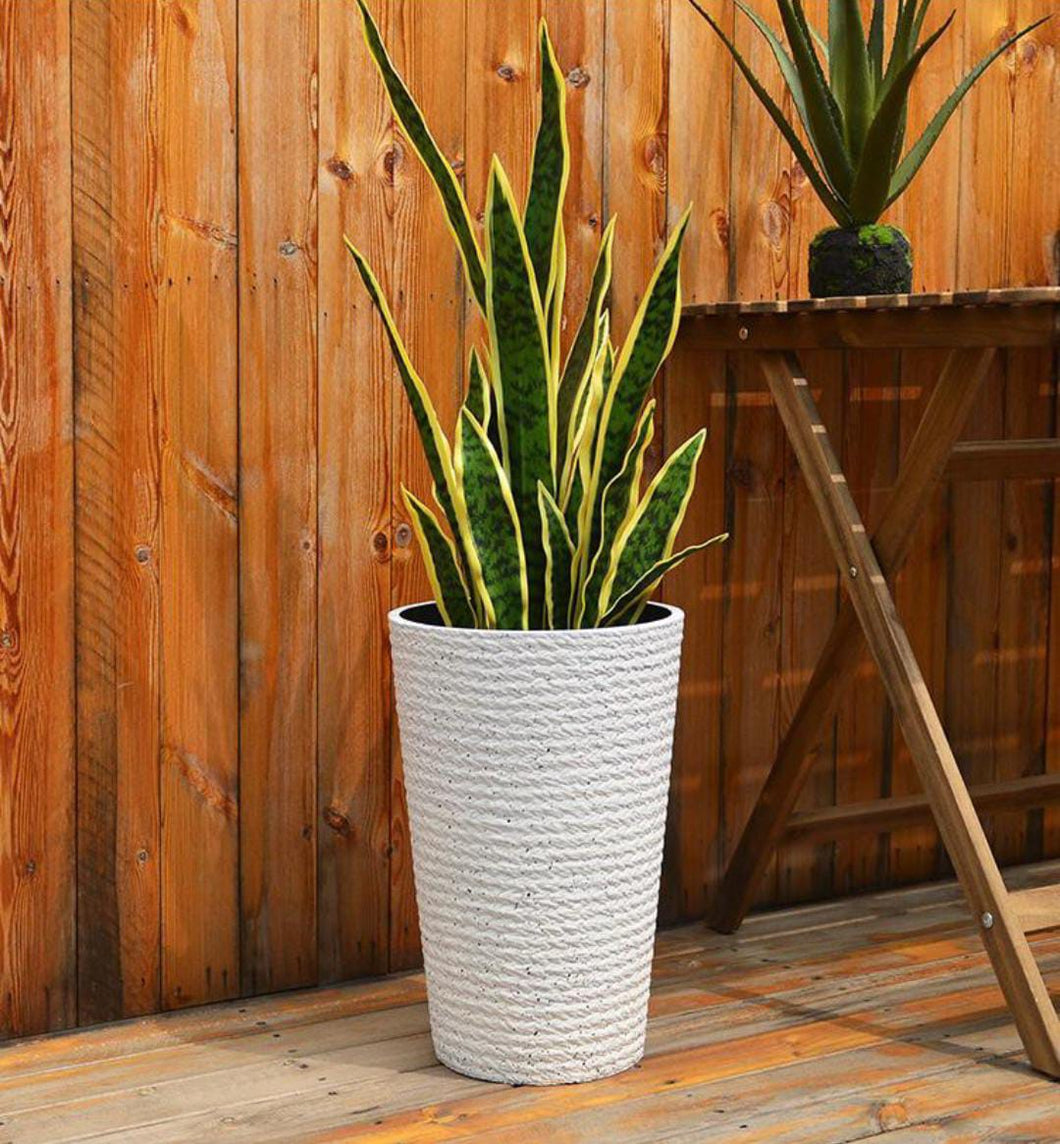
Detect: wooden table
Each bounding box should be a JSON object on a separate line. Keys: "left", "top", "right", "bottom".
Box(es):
{"left": 680, "top": 288, "right": 1060, "bottom": 1078}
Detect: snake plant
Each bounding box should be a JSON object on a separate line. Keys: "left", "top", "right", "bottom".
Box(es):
{"left": 348, "top": 1, "right": 725, "bottom": 630}
{"left": 690, "top": 0, "right": 1048, "bottom": 226}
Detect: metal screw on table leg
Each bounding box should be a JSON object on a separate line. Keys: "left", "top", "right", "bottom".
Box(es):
{"left": 981, "top": 911, "right": 994, "bottom": 929}
{"left": 848, "top": 565, "right": 858, "bottom": 579}
{"left": 738, "top": 326, "right": 749, "bottom": 341}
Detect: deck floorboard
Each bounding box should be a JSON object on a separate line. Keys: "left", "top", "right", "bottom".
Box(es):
{"left": 2, "top": 862, "right": 1058, "bottom": 1142}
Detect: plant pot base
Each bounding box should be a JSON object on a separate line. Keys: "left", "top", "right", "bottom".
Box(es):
{"left": 808, "top": 224, "right": 913, "bottom": 298}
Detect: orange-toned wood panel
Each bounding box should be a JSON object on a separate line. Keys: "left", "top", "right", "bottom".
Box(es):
{"left": 72, "top": 0, "right": 162, "bottom": 1024}
{"left": 0, "top": 0, "right": 76, "bottom": 1038}
{"left": 238, "top": 0, "right": 319, "bottom": 996}
{"left": 157, "top": 0, "right": 240, "bottom": 1010}
{"left": 317, "top": 0, "right": 392, "bottom": 983}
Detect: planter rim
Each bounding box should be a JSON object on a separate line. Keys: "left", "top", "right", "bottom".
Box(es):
{"left": 389, "top": 600, "right": 683, "bottom": 640}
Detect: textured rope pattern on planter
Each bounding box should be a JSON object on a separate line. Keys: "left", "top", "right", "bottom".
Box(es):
{"left": 390, "top": 608, "right": 685, "bottom": 1085}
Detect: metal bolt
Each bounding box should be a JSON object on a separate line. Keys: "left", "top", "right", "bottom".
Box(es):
{"left": 981, "top": 911, "right": 994, "bottom": 929}
{"left": 395, "top": 523, "right": 413, "bottom": 549}
{"left": 135, "top": 545, "right": 151, "bottom": 564}
{"left": 849, "top": 565, "right": 858, "bottom": 579}
{"left": 738, "top": 326, "right": 749, "bottom": 341}
{"left": 137, "top": 849, "right": 149, "bottom": 864}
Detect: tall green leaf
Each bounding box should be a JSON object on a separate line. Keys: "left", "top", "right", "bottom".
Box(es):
{"left": 538, "top": 483, "right": 574, "bottom": 630}
{"left": 867, "top": 0, "right": 885, "bottom": 91}
{"left": 463, "top": 346, "right": 490, "bottom": 428}
{"left": 828, "top": 0, "right": 873, "bottom": 161}
{"left": 455, "top": 410, "right": 529, "bottom": 630}
{"left": 687, "top": 0, "right": 850, "bottom": 223}
{"left": 524, "top": 19, "right": 570, "bottom": 305}
{"left": 887, "top": 14, "right": 1052, "bottom": 208}
{"left": 579, "top": 400, "right": 656, "bottom": 628}
{"left": 486, "top": 157, "right": 554, "bottom": 624}
{"left": 848, "top": 12, "right": 954, "bottom": 221}
{"left": 556, "top": 218, "right": 615, "bottom": 475}
{"left": 345, "top": 240, "right": 461, "bottom": 535}
{"left": 599, "top": 430, "right": 707, "bottom": 617}
{"left": 356, "top": 0, "right": 487, "bottom": 312}
{"left": 592, "top": 208, "right": 689, "bottom": 504}
{"left": 402, "top": 488, "right": 476, "bottom": 628}
{"left": 601, "top": 535, "right": 728, "bottom": 627}
{"left": 777, "top": 0, "right": 854, "bottom": 197}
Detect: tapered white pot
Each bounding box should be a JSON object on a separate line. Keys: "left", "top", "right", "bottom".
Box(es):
{"left": 389, "top": 601, "right": 685, "bottom": 1086}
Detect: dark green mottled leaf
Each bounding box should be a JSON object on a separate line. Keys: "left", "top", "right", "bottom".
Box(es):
{"left": 456, "top": 409, "right": 528, "bottom": 630}
{"left": 579, "top": 400, "right": 655, "bottom": 628}
{"left": 356, "top": 0, "right": 487, "bottom": 311}
{"left": 593, "top": 209, "right": 688, "bottom": 500}
{"left": 538, "top": 483, "right": 574, "bottom": 630}
{"left": 524, "top": 20, "right": 569, "bottom": 302}
{"left": 402, "top": 487, "right": 475, "bottom": 628}
{"left": 600, "top": 430, "right": 706, "bottom": 615}
{"left": 601, "top": 534, "right": 728, "bottom": 627}
{"left": 556, "top": 220, "right": 614, "bottom": 477}
{"left": 486, "top": 158, "right": 554, "bottom": 624}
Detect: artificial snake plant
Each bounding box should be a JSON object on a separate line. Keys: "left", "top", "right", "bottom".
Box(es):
{"left": 690, "top": 0, "right": 1048, "bottom": 226}
{"left": 348, "top": 1, "right": 725, "bottom": 631}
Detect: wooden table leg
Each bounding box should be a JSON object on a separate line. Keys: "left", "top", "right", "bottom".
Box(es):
{"left": 711, "top": 347, "right": 996, "bottom": 934}
{"left": 759, "top": 350, "right": 1060, "bottom": 1079}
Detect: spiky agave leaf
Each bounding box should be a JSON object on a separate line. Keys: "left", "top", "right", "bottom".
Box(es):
{"left": 598, "top": 430, "right": 707, "bottom": 618}
{"left": 827, "top": 0, "right": 872, "bottom": 162}
{"left": 455, "top": 410, "right": 528, "bottom": 630}
{"left": 401, "top": 488, "right": 476, "bottom": 628}
{"left": 886, "top": 13, "right": 1052, "bottom": 209}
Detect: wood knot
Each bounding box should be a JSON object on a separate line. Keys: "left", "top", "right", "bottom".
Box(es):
{"left": 496, "top": 63, "right": 517, "bottom": 82}
{"left": 24, "top": 859, "right": 37, "bottom": 877}
{"left": 135, "top": 545, "right": 151, "bottom": 564}
{"left": 587, "top": 213, "right": 599, "bottom": 230}
{"left": 567, "top": 66, "right": 590, "bottom": 89}
{"left": 712, "top": 208, "right": 731, "bottom": 253}
{"left": 394, "top": 522, "right": 413, "bottom": 549}
{"left": 323, "top": 806, "right": 353, "bottom": 838}
{"left": 326, "top": 155, "right": 353, "bottom": 181}
{"left": 372, "top": 530, "right": 390, "bottom": 560}
{"left": 640, "top": 134, "right": 667, "bottom": 188}
{"left": 729, "top": 457, "right": 755, "bottom": 491}
{"left": 383, "top": 141, "right": 404, "bottom": 185}
{"left": 279, "top": 239, "right": 299, "bottom": 257}
{"left": 761, "top": 199, "right": 788, "bottom": 252}
{"left": 0, "top": 629, "right": 15, "bottom": 650}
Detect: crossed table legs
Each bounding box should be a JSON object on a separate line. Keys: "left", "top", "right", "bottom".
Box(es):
{"left": 709, "top": 347, "right": 1060, "bottom": 1078}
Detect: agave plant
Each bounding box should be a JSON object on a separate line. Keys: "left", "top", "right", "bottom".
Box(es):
{"left": 690, "top": 0, "right": 1047, "bottom": 226}
{"left": 348, "top": 1, "right": 725, "bottom": 630}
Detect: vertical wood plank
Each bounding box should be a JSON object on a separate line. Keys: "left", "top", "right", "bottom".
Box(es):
{"left": 834, "top": 353, "right": 899, "bottom": 894}
{"left": 0, "top": 0, "right": 76, "bottom": 1039}
{"left": 72, "top": 0, "right": 162, "bottom": 1024}
{"left": 662, "top": 0, "right": 731, "bottom": 924}
{"left": 387, "top": 0, "right": 467, "bottom": 973}
{"left": 158, "top": 0, "right": 240, "bottom": 1010}
{"left": 949, "top": 1, "right": 1016, "bottom": 870}
{"left": 238, "top": 0, "right": 319, "bottom": 996}
{"left": 720, "top": 1, "right": 790, "bottom": 907}
{"left": 317, "top": 0, "right": 392, "bottom": 982}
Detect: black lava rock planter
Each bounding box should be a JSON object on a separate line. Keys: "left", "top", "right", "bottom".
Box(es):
{"left": 808, "top": 224, "right": 913, "bottom": 298}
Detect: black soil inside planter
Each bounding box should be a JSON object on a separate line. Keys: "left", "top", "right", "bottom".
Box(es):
{"left": 808, "top": 224, "right": 912, "bottom": 298}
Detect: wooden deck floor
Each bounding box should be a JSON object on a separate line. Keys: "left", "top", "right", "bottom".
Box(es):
{"left": 3, "top": 863, "right": 1059, "bottom": 1143}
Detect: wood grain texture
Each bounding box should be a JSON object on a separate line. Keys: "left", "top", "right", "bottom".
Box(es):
{"left": 317, "top": 0, "right": 393, "bottom": 983}
{"left": 387, "top": 0, "right": 466, "bottom": 973}
{"left": 158, "top": 0, "right": 240, "bottom": 1010}
{"left": 238, "top": 0, "right": 319, "bottom": 996}
{"left": 0, "top": 0, "right": 76, "bottom": 1038}
{"left": 72, "top": 0, "right": 163, "bottom": 1025}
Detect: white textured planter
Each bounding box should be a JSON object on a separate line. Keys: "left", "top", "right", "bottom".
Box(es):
{"left": 389, "top": 601, "right": 685, "bottom": 1086}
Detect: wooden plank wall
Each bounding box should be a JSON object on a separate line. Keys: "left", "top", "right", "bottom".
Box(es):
{"left": 0, "top": 0, "right": 1057, "bottom": 1038}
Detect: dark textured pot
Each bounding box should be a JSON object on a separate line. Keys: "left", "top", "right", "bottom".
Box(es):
{"left": 808, "top": 224, "right": 913, "bottom": 298}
